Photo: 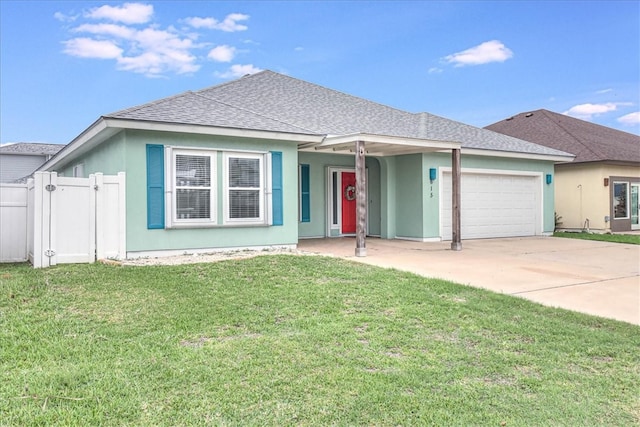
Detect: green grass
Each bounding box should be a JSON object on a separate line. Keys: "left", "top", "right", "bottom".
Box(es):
{"left": 554, "top": 231, "right": 640, "bottom": 245}
{"left": 1, "top": 256, "right": 639, "bottom": 426}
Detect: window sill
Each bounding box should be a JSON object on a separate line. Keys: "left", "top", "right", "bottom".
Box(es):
{"left": 167, "top": 222, "right": 270, "bottom": 229}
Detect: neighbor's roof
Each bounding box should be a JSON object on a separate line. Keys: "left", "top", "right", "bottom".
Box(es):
{"left": 0, "top": 142, "right": 64, "bottom": 156}
{"left": 106, "top": 70, "right": 570, "bottom": 158}
{"left": 485, "top": 109, "right": 640, "bottom": 164}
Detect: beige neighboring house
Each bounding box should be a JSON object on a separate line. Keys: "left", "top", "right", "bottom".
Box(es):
{"left": 486, "top": 109, "right": 640, "bottom": 233}
{"left": 0, "top": 143, "right": 64, "bottom": 183}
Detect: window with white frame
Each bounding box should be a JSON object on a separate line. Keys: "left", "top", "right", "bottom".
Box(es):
{"left": 224, "top": 152, "right": 265, "bottom": 224}
{"left": 169, "top": 149, "right": 216, "bottom": 225}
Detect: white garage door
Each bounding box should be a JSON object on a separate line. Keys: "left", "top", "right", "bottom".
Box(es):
{"left": 442, "top": 171, "right": 541, "bottom": 240}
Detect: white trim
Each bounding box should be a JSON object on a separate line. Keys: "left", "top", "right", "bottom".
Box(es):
{"left": 439, "top": 166, "right": 545, "bottom": 177}
{"left": 301, "top": 133, "right": 460, "bottom": 157}
{"left": 166, "top": 147, "right": 217, "bottom": 228}
{"left": 326, "top": 167, "right": 369, "bottom": 237}
{"left": 265, "top": 152, "right": 273, "bottom": 226}
{"left": 107, "top": 118, "right": 321, "bottom": 143}
{"left": 126, "top": 244, "right": 297, "bottom": 259}
{"left": 40, "top": 117, "right": 321, "bottom": 172}
{"left": 223, "top": 151, "right": 266, "bottom": 225}
{"left": 631, "top": 183, "right": 640, "bottom": 230}
{"left": 460, "top": 148, "right": 574, "bottom": 163}
{"left": 321, "top": 133, "right": 460, "bottom": 149}
{"left": 40, "top": 119, "right": 117, "bottom": 171}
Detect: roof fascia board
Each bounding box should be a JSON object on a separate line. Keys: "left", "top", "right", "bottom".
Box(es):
{"left": 317, "top": 133, "right": 460, "bottom": 150}
{"left": 107, "top": 118, "right": 324, "bottom": 143}
{"left": 461, "top": 147, "right": 575, "bottom": 163}
{"left": 40, "top": 118, "right": 116, "bottom": 171}
{"left": 557, "top": 159, "right": 640, "bottom": 167}
{"left": 0, "top": 151, "right": 53, "bottom": 157}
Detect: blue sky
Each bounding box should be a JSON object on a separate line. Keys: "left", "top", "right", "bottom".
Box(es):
{"left": 1, "top": 1, "right": 638, "bottom": 145}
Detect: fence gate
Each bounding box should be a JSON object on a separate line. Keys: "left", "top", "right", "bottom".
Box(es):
{"left": 29, "top": 171, "right": 126, "bottom": 268}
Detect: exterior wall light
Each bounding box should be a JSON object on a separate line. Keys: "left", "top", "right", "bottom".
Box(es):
{"left": 546, "top": 174, "right": 553, "bottom": 185}
{"left": 429, "top": 168, "right": 437, "bottom": 182}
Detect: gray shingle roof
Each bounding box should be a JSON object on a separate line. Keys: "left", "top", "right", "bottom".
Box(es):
{"left": 0, "top": 142, "right": 64, "bottom": 155}
{"left": 485, "top": 109, "right": 640, "bottom": 163}
{"left": 107, "top": 70, "right": 570, "bottom": 157}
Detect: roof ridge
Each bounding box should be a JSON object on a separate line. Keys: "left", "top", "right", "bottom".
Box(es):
{"left": 260, "top": 70, "right": 419, "bottom": 117}
{"left": 105, "top": 90, "right": 196, "bottom": 117}
{"left": 191, "top": 89, "right": 319, "bottom": 134}
{"left": 538, "top": 109, "right": 607, "bottom": 160}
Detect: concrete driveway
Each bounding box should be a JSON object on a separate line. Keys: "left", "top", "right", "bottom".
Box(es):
{"left": 297, "top": 237, "right": 640, "bottom": 325}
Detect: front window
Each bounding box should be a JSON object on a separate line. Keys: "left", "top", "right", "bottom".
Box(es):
{"left": 171, "top": 150, "right": 216, "bottom": 225}
{"left": 225, "top": 153, "right": 264, "bottom": 223}
{"left": 613, "top": 182, "right": 629, "bottom": 219}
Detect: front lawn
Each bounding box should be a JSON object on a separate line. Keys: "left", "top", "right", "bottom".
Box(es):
{"left": 1, "top": 256, "right": 639, "bottom": 426}
{"left": 554, "top": 231, "right": 640, "bottom": 245}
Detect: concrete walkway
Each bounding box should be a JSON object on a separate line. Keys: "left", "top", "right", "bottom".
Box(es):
{"left": 298, "top": 237, "right": 640, "bottom": 325}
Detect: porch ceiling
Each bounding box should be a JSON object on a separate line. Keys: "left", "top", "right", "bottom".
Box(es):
{"left": 298, "top": 133, "right": 460, "bottom": 157}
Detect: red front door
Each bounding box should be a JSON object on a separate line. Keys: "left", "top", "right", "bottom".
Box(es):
{"left": 341, "top": 172, "right": 356, "bottom": 234}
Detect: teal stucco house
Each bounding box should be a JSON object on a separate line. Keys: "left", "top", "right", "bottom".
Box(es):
{"left": 39, "top": 71, "right": 572, "bottom": 258}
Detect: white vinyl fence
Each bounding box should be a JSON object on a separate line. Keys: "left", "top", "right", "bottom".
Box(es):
{"left": 0, "top": 183, "right": 29, "bottom": 262}
{"left": 1, "top": 171, "right": 126, "bottom": 268}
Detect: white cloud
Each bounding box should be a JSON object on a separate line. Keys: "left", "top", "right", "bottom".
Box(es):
{"left": 59, "top": 6, "right": 254, "bottom": 77}
{"left": 617, "top": 112, "right": 640, "bottom": 125}
{"left": 208, "top": 45, "right": 236, "bottom": 62}
{"left": 74, "top": 23, "right": 135, "bottom": 39}
{"left": 294, "top": 46, "right": 304, "bottom": 51}
{"left": 428, "top": 67, "right": 443, "bottom": 74}
{"left": 63, "top": 38, "right": 123, "bottom": 59}
{"left": 563, "top": 102, "right": 633, "bottom": 120}
{"left": 117, "top": 51, "right": 199, "bottom": 75}
{"left": 444, "top": 40, "right": 513, "bottom": 67}
{"left": 85, "top": 3, "right": 153, "bottom": 25}
{"left": 67, "top": 22, "right": 200, "bottom": 76}
{"left": 216, "top": 64, "right": 262, "bottom": 79}
{"left": 184, "top": 13, "right": 249, "bottom": 32}
{"left": 54, "top": 11, "right": 77, "bottom": 23}
{"left": 595, "top": 88, "right": 613, "bottom": 94}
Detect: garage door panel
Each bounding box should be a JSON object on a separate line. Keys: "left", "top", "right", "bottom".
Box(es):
{"left": 442, "top": 172, "right": 540, "bottom": 240}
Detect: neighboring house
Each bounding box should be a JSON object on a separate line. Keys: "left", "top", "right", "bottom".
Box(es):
{"left": 38, "top": 71, "right": 571, "bottom": 258}
{"left": 486, "top": 109, "right": 640, "bottom": 233}
{"left": 0, "top": 143, "right": 64, "bottom": 183}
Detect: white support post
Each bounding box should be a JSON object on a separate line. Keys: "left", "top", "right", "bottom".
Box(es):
{"left": 48, "top": 172, "right": 58, "bottom": 266}
{"left": 32, "top": 172, "right": 45, "bottom": 268}
{"left": 94, "top": 173, "right": 104, "bottom": 261}
{"left": 116, "top": 172, "right": 127, "bottom": 260}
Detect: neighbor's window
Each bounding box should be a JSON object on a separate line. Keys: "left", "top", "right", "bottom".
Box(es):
{"left": 224, "top": 152, "right": 264, "bottom": 223}
{"left": 172, "top": 149, "right": 216, "bottom": 224}
{"left": 613, "top": 182, "right": 629, "bottom": 219}
{"left": 72, "top": 163, "right": 84, "bottom": 178}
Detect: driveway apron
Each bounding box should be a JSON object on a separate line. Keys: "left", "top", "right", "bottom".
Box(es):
{"left": 297, "top": 237, "right": 640, "bottom": 325}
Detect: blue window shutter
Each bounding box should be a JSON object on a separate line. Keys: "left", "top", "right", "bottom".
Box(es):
{"left": 271, "top": 151, "right": 283, "bottom": 226}
{"left": 146, "top": 144, "right": 165, "bottom": 229}
{"left": 300, "top": 164, "right": 310, "bottom": 223}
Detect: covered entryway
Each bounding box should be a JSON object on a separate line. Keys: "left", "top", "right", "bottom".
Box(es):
{"left": 300, "top": 133, "right": 463, "bottom": 255}
{"left": 441, "top": 170, "right": 542, "bottom": 239}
